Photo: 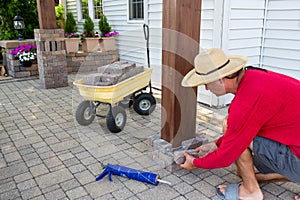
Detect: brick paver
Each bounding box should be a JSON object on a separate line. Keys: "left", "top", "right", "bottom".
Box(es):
{"left": 0, "top": 74, "right": 299, "bottom": 200}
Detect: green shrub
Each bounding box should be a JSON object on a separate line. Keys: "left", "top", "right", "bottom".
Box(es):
{"left": 98, "top": 14, "right": 111, "bottom": 36}
{"left": 55, "top": 4, "right": 65, "bottom": 29}
{"left": 64, "top": 12, "right": 77, "bottom": 34}
{"left": 83, "top": 15, "right": 95, "bottom": 37}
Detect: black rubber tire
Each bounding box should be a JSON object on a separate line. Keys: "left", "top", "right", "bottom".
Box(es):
{"left": 106, "top": 106, "right": 127, "bottom": 133}
{"left": 133, "top": 93, "right": 156, "bottom": 115}
{"left": 75, "top": 101, "right": 96, "bottom": 126}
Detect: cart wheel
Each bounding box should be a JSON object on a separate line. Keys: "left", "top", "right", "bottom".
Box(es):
{"left": 76, "top": 101, "right": 96, "bottom": 126}
{"left": 118, "top": 99, "right": 133, "bottom": 108}
{"left": 133, "top": 93, "right": 156, "bottom": 115}
{"left": 106, "top": 106, "right": 127, "bottom": 133}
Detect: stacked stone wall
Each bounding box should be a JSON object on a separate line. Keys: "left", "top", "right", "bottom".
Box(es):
{"left": 0, "top": 40, "right": 38, "bottom": 78}
{"left": 66, "top": 50, "right": 119, "bottom": 73}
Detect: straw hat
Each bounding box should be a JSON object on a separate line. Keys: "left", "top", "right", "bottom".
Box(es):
{"left": 182, "top": 48, "right": 248, "bottom": 87}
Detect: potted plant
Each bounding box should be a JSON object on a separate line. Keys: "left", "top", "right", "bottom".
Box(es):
{"left": 99, "top": 14, "right": 119, "bottom": 51}
{"left": 81, "top": 15, "right": 99, "bottom": 52}
{"left": 10, "top": 44, "right": 37, "bottom": 67}
{"left": 64, "top": 12, "right": 80, "bottom": 53}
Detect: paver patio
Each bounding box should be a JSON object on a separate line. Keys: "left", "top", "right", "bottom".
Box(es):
{"left": 0, "top": 74, "right": 299, "bottom": 199}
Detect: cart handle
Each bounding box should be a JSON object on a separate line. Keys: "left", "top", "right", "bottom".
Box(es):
{"left": 143, "top": 24, "right": 149, "bottom": 47}
{"left": 143, "top": 24, "right": 152, "bottom": 94}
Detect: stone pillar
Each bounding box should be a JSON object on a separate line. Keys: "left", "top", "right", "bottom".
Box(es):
{"left": 34, "top": 29, "right": 68, "bottom": 89}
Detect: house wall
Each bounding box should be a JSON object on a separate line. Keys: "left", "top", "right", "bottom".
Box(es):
{"left": 261, "top": 0, "right": 300, "bottom": 79}
{"left": 199, "top": 0, "right": 267, "bottom": 107}
{"left": 66, "top": 0, "right": 300, "bottom": 106}
{"left": 198, "top": 0, "right": 300, "bottom": 107}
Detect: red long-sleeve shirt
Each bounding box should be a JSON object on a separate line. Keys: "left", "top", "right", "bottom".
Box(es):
{"left": 193, "top": 69, "right": 300, "bottom": 169}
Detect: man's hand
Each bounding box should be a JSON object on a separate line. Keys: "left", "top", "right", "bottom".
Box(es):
{"left": 180, "top": 153, "right": 197, "bottom": 170}
{"left": 194, "top": 142, "right": 218, "bottom": 158}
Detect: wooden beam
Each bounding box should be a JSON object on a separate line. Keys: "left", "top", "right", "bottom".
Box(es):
{"left": 36, "top": 0, "right": 57, "bottom": 29}
{"left": 161, "top": 0, "right": 201, "bottom": 147}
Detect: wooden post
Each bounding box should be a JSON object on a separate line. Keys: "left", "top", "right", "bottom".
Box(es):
{"left": 161, "top": 0, "right": 201, "bottom": 147}
{"left": 36, "top": 0, "right": 57, "bottom": 29}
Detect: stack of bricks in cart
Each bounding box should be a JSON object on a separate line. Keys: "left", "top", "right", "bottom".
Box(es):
{"left": 83, "top": 61, "right": 144, "bottom": 86}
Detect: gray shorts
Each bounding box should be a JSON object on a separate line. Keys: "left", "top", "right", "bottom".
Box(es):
{"left": 253, "top": 136, "right": 300, "bottom": 183}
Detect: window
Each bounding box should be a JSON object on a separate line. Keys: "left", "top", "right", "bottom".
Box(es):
{"left": 129, "top": 0, "right": 144, "bottom": 20}
{"left": 94, "top": 0, "right": 103, "bottom": 19}
{"left": 80, "top": 0, "right": 102, "bottom": 20}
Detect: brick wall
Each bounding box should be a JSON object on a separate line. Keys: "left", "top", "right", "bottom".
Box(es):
{"left": 66, "top": 50, "right": 119, "bottom": 73}
{"left": 0, "top": 40, "right": 38, "bottom": 78}
{"left": 0, "top": 40, "right": 119, "bottom": 78}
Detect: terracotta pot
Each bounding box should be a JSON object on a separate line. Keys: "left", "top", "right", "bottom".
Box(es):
{"left": 65, "top": 38, "right": 80, "bottom": 53}
{"left": 82, "top": 38, "right": 99, "bottom": 52}
{"left": 100, "top": 37, "right": 116, "bottom": 52}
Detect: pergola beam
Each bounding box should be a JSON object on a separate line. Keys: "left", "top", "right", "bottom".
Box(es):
{"left": 36, "top": 0, "right": 57, "bottom": 29}
{"left": 161, "top": 0, "right": 202, "bottom": 147}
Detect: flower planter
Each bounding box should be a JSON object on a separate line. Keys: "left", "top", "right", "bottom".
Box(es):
{"left": 82, "top": 38, "right": 99, "bottom": 52}
{"left": 100, "top": 37, "right": 116, "bottom": 52}
{"left": 65, "top": 38, "right": 80, "bottom": 53}
{"left": 20, "top": 60, "right": 32, "bottom": 67}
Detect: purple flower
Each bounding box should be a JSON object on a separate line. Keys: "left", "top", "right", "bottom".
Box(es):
{"left": 65, "top": 32, "right": 79, "bottom": 38}
{"left": 103, "top": 31, "right": 119, "bottom": 38}
{"left": 10, "top": 44, "right": 37, "bottom": 61}
{"left": 11, "top": 45, "right": 36, "bottom": 55}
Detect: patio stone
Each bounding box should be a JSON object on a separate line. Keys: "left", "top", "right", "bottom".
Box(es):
{"left": 35, "top": 168, "right": 73, "bottom": 189}
{"left": 44, "top": 188, "right": 66, "bottom": 200}
{"left": 0, "top": 188, "right": 20, "bottom": 200}
{"left": 30, "top": 164, "right": 49, "bottom": 177}
{"left": 66, "top": 186, "right": 88, "bottom": 200}
{"left": 60, "top": 179, "right": 81, "bottom": 192}
{"left": 112, "top": 187, "right": 134, "bottom": 200}
{"left": 173, "top": 182, "right": 194, "bottom": 195}
{"left": 136, "top": 184, "right": 179, "bottom": 200}
{"left": 194, "top": 180, "right": 217, "bottom": 198}
{"left": 0, "top": 74, "right": 298, "bottom": 200}
{"left": 14, "top": 172, "right": 33, "bottom": 183}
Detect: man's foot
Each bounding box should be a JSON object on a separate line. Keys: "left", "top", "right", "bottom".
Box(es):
{"left": 255, "top": 172, "right": 290, "bottom": 183}
{"left": 217, "top": 183, "right": 263, "bottom": 200}
{"left": 295, "top": 195, "right": 300, "bottom": 200}
{"left": 236, "top": 168, "right": 290, "bottom": 183}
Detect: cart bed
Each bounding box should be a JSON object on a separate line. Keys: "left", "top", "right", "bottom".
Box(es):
{"left": 73, "top": 68, "right": 152, "bottom": 104}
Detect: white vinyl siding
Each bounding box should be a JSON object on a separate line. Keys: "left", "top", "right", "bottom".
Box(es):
{"left": 100, "top": 0, "right": 148, "bottom": 73}
{"left": 197, "top": 0, "right": 223, "bottom": 106}
{"left": 261, "top": 0, "right": 300, "bottom": 79}
{"left": 200, "top": 0, "right": 300, "bottom": 107}
{"left": 65, "top": 0, "right": 300, "bottom": 107}
{"left": 207, "top": 0, "right": 266, "bottom": 106}
{"left": 223, "top": 0, "right": 265, "bottom": 65}
{"left": 144, "top": 1, "right": 162, "bottom": 88}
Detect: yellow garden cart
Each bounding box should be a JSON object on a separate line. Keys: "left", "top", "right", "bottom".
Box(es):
{"left": 73, "top": 67, "right": 156, "bottom": 133}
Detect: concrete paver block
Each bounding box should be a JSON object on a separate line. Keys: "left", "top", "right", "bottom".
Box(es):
{"left": 83, "top": 61, "right": 144, "bottom": 86}
{"left": 181, "top": 135, "right": 208, "bottom": 150}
